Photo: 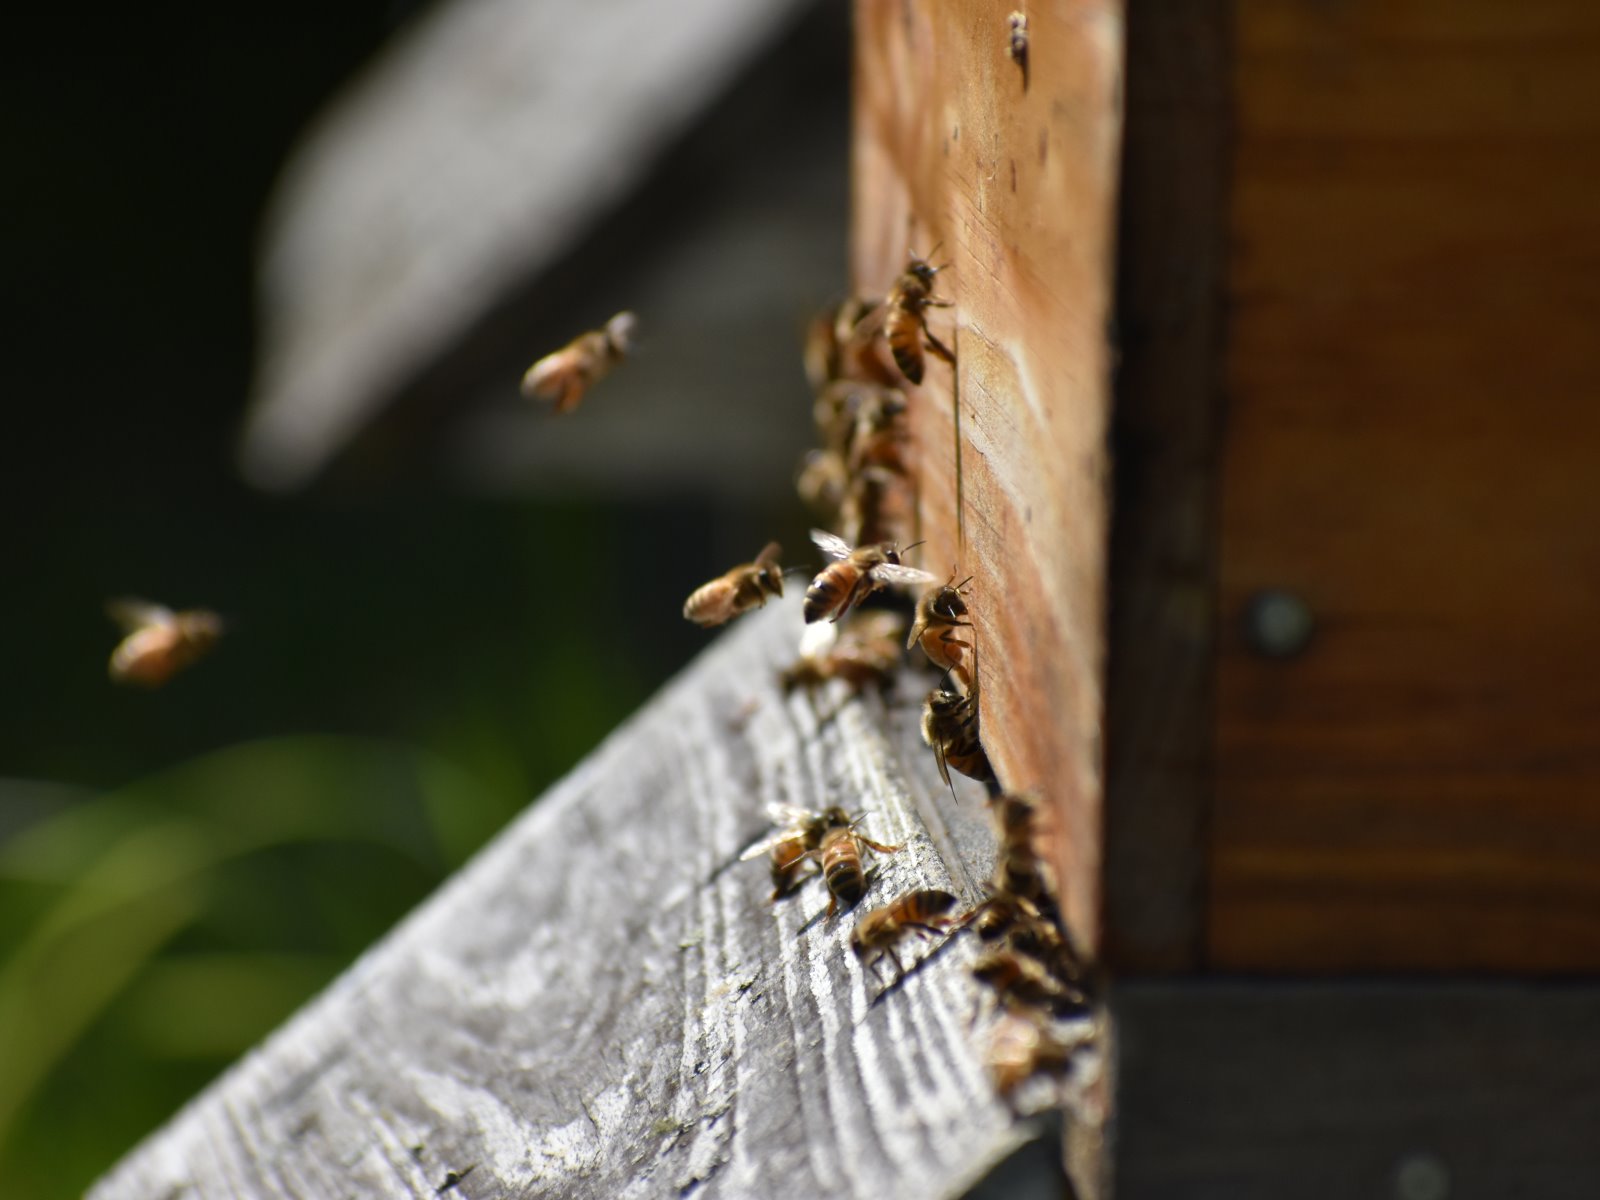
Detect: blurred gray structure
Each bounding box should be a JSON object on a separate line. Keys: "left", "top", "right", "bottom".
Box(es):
{"left": 239, "top": 0, "right": 847, "bottom": 500}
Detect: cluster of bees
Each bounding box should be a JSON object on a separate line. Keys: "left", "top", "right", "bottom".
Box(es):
{"left": 671, "top": 247, "right": 1092, "bottom": 1103}
{"left": 109, "top": 225, "right": 1091, "bottom": 1105}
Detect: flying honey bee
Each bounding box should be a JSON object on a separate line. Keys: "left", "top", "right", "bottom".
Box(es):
{"left": 683, "top": 542, "right": 785, "bottom": 627}
{"left": 796, "top": 448, "right": 850, "bottom": 525}
{"left": 883, "top": 254, "right": 955, "bottom": 386}
{"left": 850, "top": 888, "right": 960, "bottom": 977}
{"left": 908, "top": 576, "right": 974, "bottom": 687}
{"left": 818, "top": 815, "right": 902, "bottom": 917}
{"left": 519, "top": 311, "right": 636, "bottom": 414}
{"left": 804, "top": 529, "right": 936, "bottom": 624}
{"left": 781, "top": 612, "right": 906, "bottom": 693}
{"left": 106, "top": 598, "right": 222, "bottom": 688}
{"left": 922, "top": 677, "right": 993, "bottom": 792}
{"left": 740, "top": 803, "right": 852, "bottom": 901}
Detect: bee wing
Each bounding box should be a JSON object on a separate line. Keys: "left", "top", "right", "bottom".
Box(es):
{"left": 106, "top": 597, "right": 173, "bottom": 632}
{"left": 810, "top": 529, "right": 854, "bottom": 560}
{"left": 873, "top": 563, "right": 940, "bottom": 588}
{"left": 738, "top": 803, "right": 818, "bottom": 861}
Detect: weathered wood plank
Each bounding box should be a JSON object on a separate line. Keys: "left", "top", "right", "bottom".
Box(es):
{"left": 1211, "top": 0, "right": 1600, "bottom": 972}
{"left": 90, "top": 597, "right": 1071, "bottom": 1200}
{"left": 851, "top": 0, "right": 1122, "bottom": 963}
{"left": 1102, "top": 0, "right": 1229, "bottom": 972}
{"left": 1112, "top": 981, "right": 1600, "bottom": 1198}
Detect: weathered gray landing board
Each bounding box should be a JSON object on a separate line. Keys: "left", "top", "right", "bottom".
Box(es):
{"left": 92, "top": 596, "right": 1051, "bottom": 1200}
{"left": 1113, "top": 981, "right": 1600, "bottom": 1199}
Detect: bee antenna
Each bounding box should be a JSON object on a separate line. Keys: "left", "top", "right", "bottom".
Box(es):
{"left": 901, "top": 539, "right": 926, "bottom": 556}
{"left": 955, "top": 575, "right": 974, "bottom": 591}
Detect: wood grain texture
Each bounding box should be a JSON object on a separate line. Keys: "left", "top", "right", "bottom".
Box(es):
{"left": 90, "top": 597, "right": 1081, "bottom": 1200}
{"left": 851, "top": 0, "right": 1122, "bottom": 961}
{"left": 1101, "top": 0, "right": 1229, "bottom": 972}
{"left": 1112, "top": 981, "right": 1600, "bottom": 1198}
{"left": 1211, "top": 0, "right": 1600, "bottom": 971}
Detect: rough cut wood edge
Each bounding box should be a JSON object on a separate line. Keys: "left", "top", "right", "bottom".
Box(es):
{"left": 90, "top": 597, "right": 1089, "bottom": 1200}
{"left": 1101, "top": 0, "right": 1229, "bottom": 972}
{"left": 1110, "top": 980, "right": 1600, "bottom": 1198}
{"left": 851, "top": 0, "right": 1122, "bottom": 965}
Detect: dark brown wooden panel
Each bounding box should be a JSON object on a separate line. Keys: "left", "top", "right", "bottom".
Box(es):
{"left": 1112, "top": 981, "right": 1600, "bottom": 1198}
{"left": 1211, "top": 0, "right": 1600, "bottom": 971}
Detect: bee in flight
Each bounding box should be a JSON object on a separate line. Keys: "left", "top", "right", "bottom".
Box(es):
{"left": 850, "top": 887, "right": 960, "bottom": 978}
{"left": 804, "top": 529, "right": 936, "bottom": 624}
{"left": 908, "top": 575, "right": 974, "bottom": 688}
{"left": 106, "top": 598, "right": 223, "bottom": 688}
{"left": 520, "top": 311, "right": 637, "bottom": 414}
{"left": 740, "top": 803, "right": 852, "bottom": 901}
{"left": 882, "top": 253, "right": 955, "bottom": 386}
{"left": 683, "top": 542, "right": 785, "bottom": 627}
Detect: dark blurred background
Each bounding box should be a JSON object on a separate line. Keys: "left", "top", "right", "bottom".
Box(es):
{"left": 0, "top": 2, "right": 844, "bottom": 1194}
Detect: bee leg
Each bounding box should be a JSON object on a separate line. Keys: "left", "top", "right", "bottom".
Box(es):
{"left": 888, "top": 947, "right": 904, "bottom": 977}
{"left": 923, "top": 327, "right": 956, "bottom": 365}
{"left": 858, "top": 836, "right": 902, "bottom": 855}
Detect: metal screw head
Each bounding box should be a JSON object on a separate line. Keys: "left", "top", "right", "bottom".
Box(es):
{"left": 1393, "top": 1152, "right": 1450, "bottom": 1200}
{"left": 1242, "top": 588, "right": 1315, "bottom": 658}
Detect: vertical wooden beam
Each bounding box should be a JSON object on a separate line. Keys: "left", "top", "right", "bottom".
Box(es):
{"left": 1102, "top": 0, "right": 1230, "bottom": 972}
{"left": 851, "top": 0, "right": 1124, "bottom": 960}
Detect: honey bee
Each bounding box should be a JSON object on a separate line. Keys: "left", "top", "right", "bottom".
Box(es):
{"left": 817, "top": 815, "right": 902, "bottom": 917}
{"left": 106, "top": 598, "right": 222, "bottom": 688}
{"left": 804, "top": 530, "right": 936, "bottom": 624}
{"left": 921, "top": 677, "right": 993, "bottom": 791}
{"left": 907, "top": 576, "right": 974, "bottom": 686}
{"left": 968, "top": 889, "right": 1044, "bottom": 943}
{"left": 740, "top": 803, "right": 852, "bottom": 901}
{"left": 796, "top": 449, "right": 850, "bottom": 524}
{"left": 883, "top": 254, "right": 954, "bottom": 386}
{"left": 972, "top": 947, "right": 1087, "bottom": 1016}
{"left": 1007, "top": 12, "right": 1029, "bottom": 71}
{"left": 850, "top": 888, "right": 960, "bottom": 977}
{"left": 807, "top": 297, "right": 899, "bottom": 390}
{"left": 519, "top": 311, "right": 636, "bottom": 414}
{"left": 781, "top": 612, "right": 906, "bottom": 693}
{"left": 683, "top": 542, "right": 785, "bottom": 627}
{"left": 990, "top": 793, "right": 1053, "bottom": 907}
{"left": 987, "top": 1013, "right": 1083, "bottom": 1098}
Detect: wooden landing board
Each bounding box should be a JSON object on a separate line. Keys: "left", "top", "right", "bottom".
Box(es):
{"left": 1112, "top": 981, "right": 1600, "bottom": 1198}
{"left": 851, "top": 0, "right": 1122, "bottom": 961}
{"left": 1212, "top": 0, "right": 1600, "bottom": 971}
{"left": 90, "top": 597, "right": 1082, "bottom": 1200}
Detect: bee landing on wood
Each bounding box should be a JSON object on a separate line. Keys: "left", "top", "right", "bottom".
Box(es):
{"left": 972, "top": 946, "right": 1087, "bottom": 1017}
{"left": 683, "top": 542, "right": 785, "bottom": 628}
{"left": 107, "top": 598, "right": 223, "bottom": 688}
{"left": 883, "top": 253, "right": 955, "bottom": 386}
{"left": 850, "top": 888, "right": 960, "bottom": 978}
{"left": 519, "top": 311, "right": 636, "bottom": 414}
{"left": 803, "top": 530, "right": 936, "bottom": 625}
{"left": 740, "top": 803, "right": 852, "bottom": 902}
{"left": 908, "top": 575, "right": 975, "bottom": 689}
{"left": 817, "top": 815, "right": 902, "bottom": 917}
